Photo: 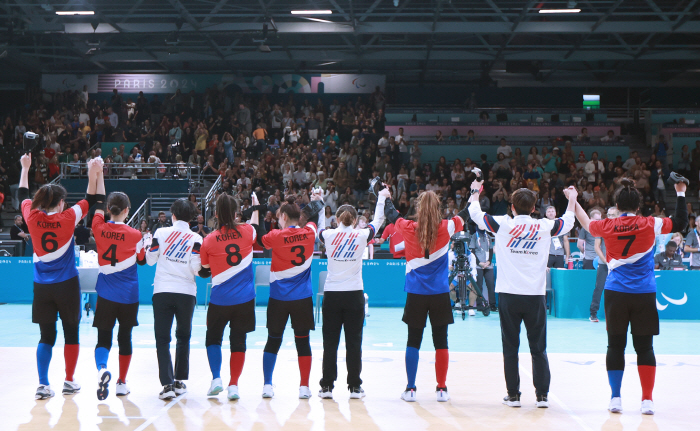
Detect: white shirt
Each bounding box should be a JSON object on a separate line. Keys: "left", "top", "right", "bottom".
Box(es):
{"left": 377, "top": 137, "right": 389, "bottom": 154}
{"left": 469, "top": 202, "right": 575, "bottom": 295}
{"left": 146, "top": 220, "right": 203, "bottom": 296}
{"left": 584, "top": 160, "right": 605, "bottom": 182}
{"left": 622, "top": 157, "right": 636, "bottom": 170}
{"left": 320, "top": 197, "right": 386, "bottom": 291}
{"left": 497, "top": 145, "right": 512, "bottom": 158}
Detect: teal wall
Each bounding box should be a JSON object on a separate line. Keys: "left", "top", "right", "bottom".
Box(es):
{"left": 60, "top": 179, "right": 190, "bottom": 208}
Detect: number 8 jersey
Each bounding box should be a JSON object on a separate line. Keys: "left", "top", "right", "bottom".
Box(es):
{"left": 22, "top": 198, "right": 89, "bottom": 284}
{"left": 262, "top": 222, "right": 317, "bottom": 301}
{"left": 200, "top": 224, "right": 257, "bottom": 306}
{"left": 589, "top": 214, "right": 673, "bottom": 294}
{"left": 92, "top": 213, "right": 146, "bottom": 304}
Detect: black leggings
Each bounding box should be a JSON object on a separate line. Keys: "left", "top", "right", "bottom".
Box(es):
{"left": 606, "top": 333, "right": 655, "bottom": 371}
{"left": 96, "top": 326, "right": 134, "bottom": 356}
{"left": 407, "top": 325, "right": 448, "bottom": 350}
{"left": 264, "top": 329, "right": 311, "bottom": 356}
{"left": 39, "top": 321, "right": 79, "bottom": 346}
{"left": 205, "top": 329, "right": 247, "bottom": 353}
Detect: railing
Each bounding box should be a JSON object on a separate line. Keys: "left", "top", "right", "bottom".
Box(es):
{"left": 128, "top": 198, "right": 150, "bottom": 229}
{"left": 147, "top": 193, "right": 193, "bottom": 215}
{"left": 58, "top": 162, "right": 201, "bottom": 181}
{"left": 204, "top": 174, "right": 223, "bottom": 221}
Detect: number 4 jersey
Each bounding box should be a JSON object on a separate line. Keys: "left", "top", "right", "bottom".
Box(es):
{"left": 200, "top": 224, "right": 257, "bottom": 306}
{"left": 92, "top": 213, "right": 146, "bottom": 304}
{"left": 262, "top": 222, "right": 317, "bottom": 301}
{"left": 589, "top": 215, "right": 673, "bottom": 294}
{"left": 22, "top": 198, "right": 89, "bottom": 285}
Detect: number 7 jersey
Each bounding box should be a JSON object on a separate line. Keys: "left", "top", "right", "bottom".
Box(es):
{"left": 589, "top": 214, "right": 673, "bottom": 294}
{"left": 92, "top": 213, "right": 146, "bottom": 304}
{"left": 262, "top": 222, "right": 317, "bottom": 301}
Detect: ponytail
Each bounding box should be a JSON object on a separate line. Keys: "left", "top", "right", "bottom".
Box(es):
{"left": 415, "top": 191, "right": 442, "bottom": 253}
{"left": 278, "top": 196, "right": 301, "bottom": 221}
{"left": 216, "top": 193, "right": 241, "bottom": 234}
{"left": 614, "top": 178, "right": 641, "bottom": 212}
{"left": 31, "top": 184, "right": 67, "bottom": 211}
{"left": 336, "top": 204, "right": 357, "bottom": 227}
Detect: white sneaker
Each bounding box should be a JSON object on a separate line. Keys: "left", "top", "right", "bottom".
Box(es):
{"left": 319, "top": 386, "right": 333, "bottom": 399}
{"left": 97, "top": 369, "right": 111, "bottom": 400}
{"left": 436, "top": 387, "right": 451, "bottom": 402}
{"left": 227, "top": 385, "right": 240, "bottom": 401}
{"left": 468, "top": 309, "right": 476, "bottom": 317}
{"left": 115, "top": 379, "right": 130, "bottom": 396}
{"left": 401, "top": 387, "right": 417, "bottom": 402}
{"left": 35, "top": 385, "right": 55, "bottom": 400}
{"left": 63, "top": 380, "right": 81, "bottom": 395}
{"left": 641, "top": 399, "right": 655, "bottom": 415}
{"left": 262, "top": 384, "right": 274, "bottom": 398}
{"left": 608, "top": 397, "right": 623, "bottom": 413}
{"left": 299, "top": 386, "right": 312, "bottom": 399}
{"left": 207, "top": 378, "right": 223, "bottom": 397}
{"left": 536, "top": 394, "right": 549, "bottom": 408}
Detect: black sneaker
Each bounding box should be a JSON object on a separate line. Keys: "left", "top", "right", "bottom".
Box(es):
{"left": 502, "top": 393, "right": 521, "bottom": 407}
{"left": 349, "top": 386, "right": 366, "bottom": 399}
{"left": 490, "top": 305, "right": 498, "bottom": 312}
{"left": 536, "top": 394, "right": 549, "bottom": 408}
{"left": 173, "top": 381, "right": 187, "bottom": 395}
{"left": 319, "top": 386, "right": 333, "bottom": 399}
{"left": 159, "top": 385, "right": 175, "bottom": 400}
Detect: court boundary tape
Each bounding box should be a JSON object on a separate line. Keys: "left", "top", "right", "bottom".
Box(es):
{"left": 132, "top": 394, "right": 185, "bottom": 431}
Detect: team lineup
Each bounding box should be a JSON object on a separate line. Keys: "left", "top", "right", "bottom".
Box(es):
{"left": 16, "top": 153, "right": 688, "bottom": 414}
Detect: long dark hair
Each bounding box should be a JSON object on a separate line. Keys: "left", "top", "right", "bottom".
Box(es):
{"left": 31, "top": 184, "right": 67, "bottom": 211}
{"left": 216, "top": 193, "right": 241, "bottom": 234}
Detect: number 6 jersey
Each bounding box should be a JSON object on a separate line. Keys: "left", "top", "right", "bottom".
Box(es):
{"left": 92, "top": 213, "right": 146, "bottom": 304}
{"left": 200, "top": 224, "right": 257, "bottom": 306}
{"left": 21, "top": 198, "right": 89, "bottom": 284}
{"left": 262, "top": 222, "right": 317, "bottom": 301}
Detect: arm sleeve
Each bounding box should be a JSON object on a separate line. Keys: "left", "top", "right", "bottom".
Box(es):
{"left": 252, "top": 222, "right": 267, "bottom": 248}
{"left": 468, "top": 201, "right": 501, "bottom": 233}
{"left": 189, "top": 240, "right": 202, "bottom": 276}
{"left": 370, "top": 195, "right": 387, "bottom": 233}
{"left": 469, "top": 252, "right": 478, "bottom": 279}
{"left": 550, "top": 210, "right": 576, "bottom": 237}
{"left": 315, "top": 210, "right": 325, "bottom": 239}
{"left": 384, "top": 198, "right": 402, "bottom": 224}
{"left": 146, "top": 232, "right": 161, "bottom": 266}
{"left": 70, "top": 200, "right": 90, "bottom": 226}
{"left": 135, "top": 235, "right": 146, "bottom": 265}
{"left": 670, "top": 194, "right": 688, "bottom": 233}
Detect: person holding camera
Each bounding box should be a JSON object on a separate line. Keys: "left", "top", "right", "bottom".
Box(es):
{"left": 382, "top": 187, "right": 471, "bottom": 403}
{"left": 470, "top": 227, "right": 497, "bottom": 312}
{"left": 317, "top": 192, "right": 387, "bottom": 400}
{"left": 468, "top": 175, "right": 577, "bottom": 409}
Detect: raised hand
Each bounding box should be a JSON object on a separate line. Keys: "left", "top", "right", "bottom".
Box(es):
{"left": 20, "top": 153, "right": 31, "bottom": 170}
{"left": 675, "top": 181, "right": 687, "bottom": 194}
{"left": 379, "top": 188, "right": 391, "bottom": 199}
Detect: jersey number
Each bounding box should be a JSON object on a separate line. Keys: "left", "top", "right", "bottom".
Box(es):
{"left": 618, "top": 235, "right": 636, "bottom": 257}
{"left": 41, "top": 232, "right": 58, "bottom": 253}
{"left": 290, "top": 245, "right": 306, "bottom": 266}
{"left": 225, "top": 244, "right": 242, "bottom": 266}
{"left": 101, "top": 244, "right": 118, "bottom": 266}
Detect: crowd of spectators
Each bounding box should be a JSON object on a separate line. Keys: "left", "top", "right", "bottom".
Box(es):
{"left": 2, "top": 85, "right": 698, "bottom": 245}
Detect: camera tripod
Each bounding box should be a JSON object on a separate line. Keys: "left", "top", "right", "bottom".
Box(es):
{"left": 448, "top": 262, "right": 490, "bottom": 320}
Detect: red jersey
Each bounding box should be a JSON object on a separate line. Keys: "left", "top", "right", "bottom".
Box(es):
{"left": 395, "top": 216, "right": 464, "bottom": 295}
{"left": 200, "top": 224, "right": 257, "bottom": 306}
{"left": 93, "top": 213, "right": 145, "bottom": 303}
{"left": 262, "top": 222, "right": 317, "bottom": 301}
{"left": 22, "top": 198, "right": 89, "bottom": 284}
{"left": 381, "top": 223, "right": 405, "bottom": 258}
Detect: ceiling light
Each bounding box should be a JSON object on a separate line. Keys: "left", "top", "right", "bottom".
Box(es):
{"left": 56, "top": 11, "right": 95, "bottom": 16}
{"left": 291, "top": 10, "right": 332, "bottom": 15}
{"left": 317, "top": 61, "right": 337, "bottom": 66}
{"left": 538, "top": 9, "right": 581, "bottom": 14}
{"left": 299, "top": 17, "right": 334, "bottom": 23}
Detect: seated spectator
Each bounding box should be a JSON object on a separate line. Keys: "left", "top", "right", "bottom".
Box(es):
{"left": 654, "top": 241, "right": 684, "bottom": 270}
{"left": 449, "top": 129, "right": 460, "bottom": 141}
{"left": 600, "top": 129, "right": 617, "bottom": 142}
{"left": 496, "top": 138, "right": 512, "bottom": 159}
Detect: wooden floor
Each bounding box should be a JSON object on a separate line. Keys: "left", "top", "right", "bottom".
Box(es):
{"left": 2, "top": 347, "right": 698, "bottom": 431}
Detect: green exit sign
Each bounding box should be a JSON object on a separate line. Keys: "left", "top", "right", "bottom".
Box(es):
{"left": 583, "top": 94, "right": 600, "bottom": 110}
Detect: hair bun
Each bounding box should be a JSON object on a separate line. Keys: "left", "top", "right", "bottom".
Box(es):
{"left": 285, "top": 196, "right": 296, "bottom": 205}
{"left": 620, "top": 178, "right": 634, "bottom": 188}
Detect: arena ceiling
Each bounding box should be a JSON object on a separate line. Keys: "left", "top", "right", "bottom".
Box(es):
{"left": 3, "top": 0, "right": 700, "bottom": 86}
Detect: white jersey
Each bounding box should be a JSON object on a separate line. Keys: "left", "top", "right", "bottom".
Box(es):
{"left": 146, "top": 220, "right": 203, "bottom": 296}
{"left": 468, "top": 201, "right": 574, "bottom": 295}
{"left": 319, "top": 196, "right": 386, "bottom": 292}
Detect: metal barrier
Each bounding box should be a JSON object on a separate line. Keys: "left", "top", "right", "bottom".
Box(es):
{"left": 128, "top": 198, "right": 150, "bottom": 229}
{"left": 204, "top": 174, "right": 222, "bottom": 221}
{"left": 59, "top": 162, "right": 201, "bottom": 182}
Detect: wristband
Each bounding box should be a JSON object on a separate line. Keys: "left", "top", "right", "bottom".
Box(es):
{"left": 677, "top": 191, "right": 686, "bottom": 197}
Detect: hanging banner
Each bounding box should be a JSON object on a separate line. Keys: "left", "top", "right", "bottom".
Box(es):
{"left": 42, "top": 73, "right": 385, "bottom": 94}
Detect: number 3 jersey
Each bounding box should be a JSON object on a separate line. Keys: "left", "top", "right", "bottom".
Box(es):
{"left": 22, "top": 198, "right": 89, "bottom": 284}
{"left": 200, "top": 224, "right": 257, "bottom": 306}
{"left": 92, "top": 213, "right": 146, "bottom": 304}
{"left": 589, "top": 215, "right": 673, "bottom": 294}
{"left": 262, "top": 222, "right": 317, "bottom": 301}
